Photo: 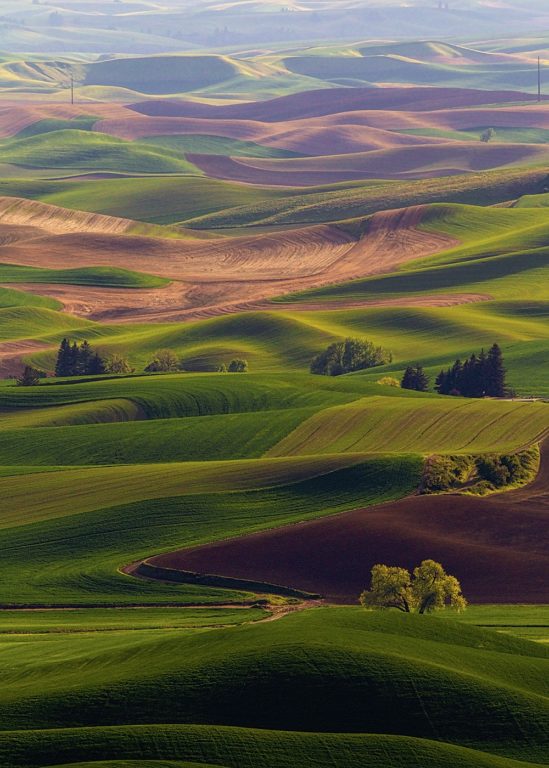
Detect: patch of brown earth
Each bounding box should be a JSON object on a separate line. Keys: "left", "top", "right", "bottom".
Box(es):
{"left": 0, "top": 204, "right": 460, "bottom": 322}
{"left": 146, "top": 442, "right": 549, "bottom": 604}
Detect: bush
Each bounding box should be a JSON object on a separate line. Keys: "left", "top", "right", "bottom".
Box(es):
{"left": 104, "top": 354, "right": 134, "bottom": 375}
{"left": 421, "top": 455, "right": 473, "bottom": 493}
{"left": 311, "top": 338, "right": 392, "bottom": 376}
{"left": 377, "top": 376, "right": 400, "bottom": 388}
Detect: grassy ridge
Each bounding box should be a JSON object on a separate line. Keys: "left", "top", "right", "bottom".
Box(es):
{"left": 0, "top": 610, "right": 546, "bottom": 762}
{"left": 0, "top": 168, "right": 544, "bottom": 227}
{"left": 0, "top": 407, "right": 320, "bottom": 465}
{"left": 142, "top": 134, "right": 303, "bottom": 159}
{"left": 0, "top": 263, "right": 169, "bottom": 288}
{"left": 0, "top": 286, "right": 60, "bottom": 310}
{"left": 0, "top": 176, "right": 287, "bottom": 225}
{"left": 0, "top": 130, "right": 200, "bottom": 175}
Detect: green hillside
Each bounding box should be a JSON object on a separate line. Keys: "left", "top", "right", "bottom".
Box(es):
{"left": 0, "top": 610, "right": 547, "bottom": 766}
{"left": 0, "top": 130, "right": 199, "bottom": 174}
{"left": 0, "top": 263, "right": 169, "bottom": 288}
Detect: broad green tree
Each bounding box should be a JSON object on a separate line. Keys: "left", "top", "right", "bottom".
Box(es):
{"left": 360, "top": 560, "right": 466, "bottom": 614}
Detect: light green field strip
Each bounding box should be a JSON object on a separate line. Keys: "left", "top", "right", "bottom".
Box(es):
{"left": 0, "top": 453, "right": 366, "bottom": 529}
{"left": 0, "top": 399, "right": 145, "bottom": 429}
{"left": 0, "top": 263, "right": 169, "bottom": 289}
{"left": 268, "top": 396, "right": 549, "bottom": 457}
{"left": 0, "top": 306, "right": 94, "bottom": 342}
{"left": 0, "top": 168, "right": 543, "bottom": 227}
{"left": 0, "top": 130, "right": 200, "bottom": 175}
{"left": 444, "top": 605, "right": 549, "bottom": 644}
{"left": 0, "top": 372, "right": 372, "bottom": 415}
{"left": 0, "top": 407, "right": 318, "bottom": 465}
{"left": 0, "top": 176, "right": 288, "bottom": 225}
{"left": 0, "top": 606, "right": 268, "bottom": 634}
{"left": 0, "top": 286, "right": 60, "bottom": 311}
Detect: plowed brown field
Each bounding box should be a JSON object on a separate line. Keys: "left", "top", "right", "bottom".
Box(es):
{"left": 147, "top": 442, "right": 549, "bottom": 604}
{"left": 0, "top": 204, "right": 458, "bottom": 321}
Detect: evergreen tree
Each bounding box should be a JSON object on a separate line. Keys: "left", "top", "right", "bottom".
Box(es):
{"left": 401, "top": 365, "right": 429, "bottom": 392}
{"left": 16, "top": 366, "right": 41, "bottom": 387}
{"left": 485, "top": 343, "right": 506, "bottom": 397}
{"left": 88, "top": 352, "right": 106, "bottom": 375}
{"left": 448, "top": 359, "right": 463, "bottom": 395}
{"left": 435, "top": 369, "right": 449, "bottom": 394}
{"left": 433, "top": 344, "right": 506, "bottom": 399}
{"left": 55, "top": 338, "right": 71, "bottom": 377}
{"left": 77, "top": 340, "right": 93, "bottom": 375}
{"left": 69, "top": 342, "right": 79, "bottom": 376}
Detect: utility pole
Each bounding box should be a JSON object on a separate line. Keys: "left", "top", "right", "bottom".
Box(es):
{"left": 538, "top": 56, "right": 541, "bottom": 103}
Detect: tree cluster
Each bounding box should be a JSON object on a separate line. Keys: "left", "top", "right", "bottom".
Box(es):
{"left": 401, "top": 365, "right": 429, "bottom": 391}
{"left": 145, "top": 349, "right": 179, "bottom": 373}
{"left": 217, "top": 359, "right": 249, "bottom": 372}
{"left": 311, "top": 338, "right": 392, "bottom": 377}
{"left": 421, "top": 446, "right": 537, "bottom": 495}
{"left": 360, "top": 560, "right": 466, "bottom": 614}
{"left": 55, "top": 339, "right": 105, "bottom": 377}
{"left": 435, "top": 344, "right": 506, "bottom": 398}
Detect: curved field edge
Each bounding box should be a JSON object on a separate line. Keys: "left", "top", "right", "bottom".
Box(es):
{"left": 0, "top": 456, "right": 421, "bottom": 605}
{"left": 0, "top": 727, "right": 546, "bottom": 768}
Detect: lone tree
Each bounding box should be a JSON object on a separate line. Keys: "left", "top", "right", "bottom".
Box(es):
{"left": 360, "top": 560, "right": 466, "bottom": 614}
{"left": 311, "top": 338, "right": 392, "bottom": 377}
{"left": 480, "top": 127, "right": 495, "bottom": 143}
{"left": 401, "top": 365, "right": 429, "bottom": 391}
{"left": 16, "top": 365, "right": 42, "bottom": 387}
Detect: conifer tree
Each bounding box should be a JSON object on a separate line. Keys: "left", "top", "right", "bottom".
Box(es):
{"left": 77, "top": 340, "right": 93, "bottom": 375}
{"left": 485, "top": 343, "right": 506, "bottom": 397}
{"left": 401, "top": 365, "right": 429, "bottom": 392}
{"left": 88, "top": 352, "right": 106, "bottom": 375}
{"left": 55, "top": 338, "right": 71, "bottom": 377}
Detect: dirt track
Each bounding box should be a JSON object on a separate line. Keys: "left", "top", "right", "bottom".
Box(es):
{"left": 146, "top": 441, "right": 549, "bottom": 604}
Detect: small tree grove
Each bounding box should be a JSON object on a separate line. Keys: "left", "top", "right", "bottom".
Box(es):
{"left": 311, "top": 338, "right": 392, "bottom": 376}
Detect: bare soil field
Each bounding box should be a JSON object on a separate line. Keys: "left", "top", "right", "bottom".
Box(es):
{"left": 146, "top": 441, "right": 549, "bottom": 604}
{"left": 0, "top": 204, "right": 458, "bottom": 320}
{"left": 0, "top": 197, "right": 144, "bottom": 236}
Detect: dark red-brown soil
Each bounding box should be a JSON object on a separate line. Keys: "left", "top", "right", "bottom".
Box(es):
{"left": 148, "top": 442, "right": 549, "bottom": 604}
